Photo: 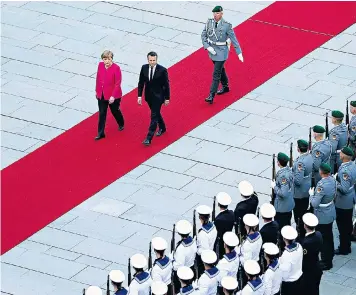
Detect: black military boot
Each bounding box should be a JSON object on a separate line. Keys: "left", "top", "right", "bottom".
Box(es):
{"left": 217, "top": 86, "right": 230, "bottom": 95}
{"left": 205, "top": 93, "right": 214, "bottom": 104}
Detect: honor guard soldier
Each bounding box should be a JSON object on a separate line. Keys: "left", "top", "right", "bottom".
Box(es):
{"left": 270, "top": 153, "right": 295, "bottom": 230}
{"left": 196, "top": 250, "right": 221, "bottom": 295}
{"left": 214, "top": 192, "right": 235, "bottom": 259}
{"left": 309, "top": 162, "right": 336, "bottom": 270}
{"left": 151, "top": 281, "right": 168, "bottom": 295}
{"left": 235, "top": 180, "right": 259, "bottom": 237}
{"left": 196, "top": 205, "right": 218, "bottom": 275}
{"left": 216, "top": 232, "right": 240, "bottom": 279}
{"left": 86, "top": 286, "right": 102, "bottom": 295}
{"left": 239, "top": 260, "right": 265, "bottom": 295}
{"left": 172, "top": 220, "right": 197, "bottom": 291}
{"left": 261, "top": 243, "right": 282, "bottom": 295}
{"left": 239, "top": 214, "right": 262, "bottom": 264}
{"left": 150, "top": 237, "right": 173, "bottom": 289}
{"left": 311, "top": 125, "right": 333, "bottom": 186}
{"left": 329, "top": 110, "right": 348, "bottom": 173}
{"left": 177, "top": 266, "right": 198, "bottom": 295}
{"left": 348, "top": 101, "right": 356, "bottom": 158}
{"left": 259, "top": 203, "right": 279, "bottom": 245}
{"left": 292, "top": 139, "right": 313, "bottom": 239}
{"left": 279, "top": 226, "right": 303, "bottom": 295}
{"left": 128, "top": 254, "right": 152, "bottom": 295}
{"left": 221, "top": 276, "right": 239, "bottom": 295}
{"left": 300, "top": 213, "right": 323, "bottom": 295}
{"left": 110, "top": 270, "right": 128, "bottom": 295}
{"left": 334, "top": 146, "right": 356, "bottom": 255}
{"left": 201, "top": 5, "right": 244, "bottom": 104}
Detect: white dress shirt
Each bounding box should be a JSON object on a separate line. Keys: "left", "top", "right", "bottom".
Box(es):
{"left": 196, "top": 267, "right": 221, "bottom": 295}
{"left": 239, "top": 232, "right": 263, "bottom": 265}
{"left": 150, "top": 256, "right": 173, "bottom": 285}
{"left": 149, "top": 65, "right": 156, "bottom": 81}
{"left": 172, "top": 236, "right": 198, "bottom": 270}
{"left": 262, "top": 259, "right": 282, "bottom": 295}
{"left": 128, "top": 272, "right": 152, "bottom": 295}
{"left": 279, "top": 242, "right": 303, "bottom": 282}
{"left": 216, "top": 250, "right": 240, "bottom": 280}
{"left": 197, "top": 222, "right": 217, "bottom": 255}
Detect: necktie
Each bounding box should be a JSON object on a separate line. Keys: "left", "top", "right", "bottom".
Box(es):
{"left": 215, "top": 22, "right": 218, "bottom": 28}
{"left": 150, "top": 66, "right": 154, "bottom": 81}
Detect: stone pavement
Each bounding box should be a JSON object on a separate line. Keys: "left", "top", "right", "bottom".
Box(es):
{"left": 1, "top": 1, "right": 356, "bottom": 295}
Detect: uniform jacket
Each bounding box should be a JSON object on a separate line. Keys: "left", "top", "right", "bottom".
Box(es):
{"left": 150, "top": 255, "right": 173, "bottom": 285}
{"left": 310, "top": 176, "right": 336, "bottom": 224}
{"left": 172, "top": 236, "right": 197, "bottom": 270}
{"left": 274, "top": 167, "right": 295, "bottom": 212}
{"left": 95, "top": 62, "right": 122, "bottom": 100}
{"left": 196, "top": 267, "right": 221, "bottom": 295}
{"left": 197, "top": 222, "right": 217, "bottom": 255}
{"left": 178, "top": 285, "right": 198, "bottom": 295}
{"left": 329, "top": 123, "right": 348, "bottom": 168}
{"left": 241, "top": 277, "right": 265, "bottom": 295}
{"left": 138, "top": 64, "right": 170, "bottom": 104}
{"left": 300, "top": 231, "right": 323, "bottom": 273}
{"left": 201, "top": 18, "right": 242, "bottom": 61}
{"left": 128, "top": 271, "right": 152, "bottom": 295}
{"left": 292, "top": 153, "right": 313, "bottom": 199}
{"left": 214, "top": 209, "right": 235, "bottom": 258}
{"left": 216, "top": 250, "right": 240, "bottom": 279}
{"left": 261, "top": 259, "right": 282, "bottom": 295}
{"left": 234, "top": 195, "right": 259, "bottom": 237}
{"left": 239, "top": 232, "right": 262, "bottom": 265}
{"left": 349, "top": 115, "right": 356, "bottom": 146}
{"left": 279, "top": 243, "right": 303, "bottom": 282}
{"left": 260, "top": 221, "right": 279, "bottom": 245}
{"left": 335, "top": 161, "right": 356, "bottom": 209}
{"left": 312, "top": 139, "right": 333, "bottom": 184}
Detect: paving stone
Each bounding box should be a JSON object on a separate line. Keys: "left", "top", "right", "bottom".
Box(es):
{"left": 308, "top": 48, "right": 356, "bottom": 68}
{"left": 18, "top": 123, "right": 64, "bottom": 141}
{"left": 29, "top": 32, "right": 66, "bottom": 47}
{"left": 308, "top": 72, "right": 354, "bottom": 86}
{"left": 48, "top": 212, "right": 78, "bottom": 229}
{"left": 52, "top": 1, "right": 97, "bottom": 9}
{"left": 72, "top": 237, "right": 143, "bottom": 265}
{"left": 296, "top": 104, "right": 330, "bottom": 116}
{"left": 1, "top": 263, "right": 29, "bottom": 279}
{"left": 323, "top": 34, "right": 354, "bottom": 51}
{"left": 290, "top": 57, "right": 314, "bottom": 69}
{"left": 120, "top": 228, "right": 164, "bottom": 253}
{"left": 330, "top": 65, "right": 356, "bottom": 81}
{"left": 90, "top": 198, "right": 134, "bottom": 217}
{"left": 1, "top": 23, "right": 41, "bottom": 42}
{"left": 53, "top": 59, "right": 97, "bottom": 77}
{"left": 212, "top": 108, "right": 248, "bottom": 124}
{"left": 1, "top": 116, "right": 30, "bottom": 133}
{"left": 63, "top": 95, "right": 98, "bottom": 114}
{"left": 95, "top": 181, "right": 143, "bottom": 201}
{"left": 185, "top": 163, "right": 225, "bottom": 181}
{"left": 322, "top": 271, "right": 349, "bottom": 284}
{"left": 75, "top": 255, "right": 112, "bottom": 270}
{"left": 45, "top": 247, "right": 82, "bottom": 261}
{"left": 17, "top": 240, "right": 52, "bottom": 253}
{"left": 146, "top": 26, "right": 182, "bottom": 40}
{"left": 51, "top": 277, "right": 88, "bottom": 295}
{"left": 336, "top": 260, "right": 356, "bottom": 279}
{"left": 137, "top": 168, "right": 194, "bottom": 189}
{"left": 49, "top": 108, "right": 90, "bottom": 130}
{"left": 320, "top": 280, "right": 355, "bottom": 295}
{"left": 300, "top": 59, "right": 340, "bottom": 75}
{"left": 307, "top": 80, "right": 356, "bottom": 98}
{"left": 72, "top": 266, "right": 108, "bottom": 286}
{"left": 1, "top": 131, "right": 39, "bottom": 152}
{"left": 319, "top": 96, "right": 349, "bottom": 111}
{"left": 117, "top": 176, "right": 163, "bottom": 190}
{"left": 340, "top": 38, "right": 356, "bottom": 55}
{"left": 28, "top": 226, "right": 87, "bottom": 250}
{"left": 2, "top": 249, "right": 87, "bottom": 279}
{"left": 268, "top": 107, "right": 325, "bottom": 127}
{"left": 171, "top": 31, "right": 202, "bottom": 47}
{"left": 162, "top": 136, "right": 202, "bottom": 158}
{"left": 248, "top": 94, "right": 301, "bottom": 109}
{"left": 1, "top": 35, "right": 37, "bottom": 49}
{"left": 331, "top": 256, "right": 351, "bottom": 272}
{"left": 125, "top": 165, "right": 152, "bottom": 179}
{"left": 1, "top": 148, "right": 27, "bottom": 168}
{"left": 144, "top": 153, "right": 196, "bottom": 174}
{"left": 62, "top": 74, "right": 95, "bottom": 91}
{"left": 2, "top": 80, "right": 75, "bottom": 105}
{"left": 228, "top": 98, "right": 278, "bottom": 116}
{"left": 238, "top": 114, "right": 291, "bottom": 133}
{"left": 270, "top": 67, "right": 318, "bottom": 89}
{"left": 343, "top": 278, "right": 356, "bottom": 288}
{"left": 86, "top": 1, "right": 122, "bottom": 14}
{"left": 156, "top": 186, "right": 192, "bottom": 200}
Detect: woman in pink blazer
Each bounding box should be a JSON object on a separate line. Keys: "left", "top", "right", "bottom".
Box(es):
{"left": 95, "top": 50, "right": 124, "bottom": 140}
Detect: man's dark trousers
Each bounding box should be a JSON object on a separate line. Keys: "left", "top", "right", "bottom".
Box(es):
{"left": 210, "top": 60, "right": 228, "bottom": 95}
{"left": 146, "top": 100, "right": 166, "bottom": 141}
{"left": 336, "top": 208, "right": 353, "bottom": 253}
{"left": 316, "top": 223, "right": 334, "bottom": 267}
{"left": 97, "top": 96, "right": 124, "bottom": 136}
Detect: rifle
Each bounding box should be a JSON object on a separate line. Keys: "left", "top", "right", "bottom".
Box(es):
{"left": 271, "top": 154, "right": 276, "bottom": 205}
{"left": 256, "top": 207, "right": 260, "bottom": 231}
{"left": 289, "top": 142, "right": 293, "bottom": 167}
{"left": 148, "top": 241, "right": 152, "bottom": 270}
{"left": 171, "top": 224, "right": 176, "bottom": 253}
{"left": 212, "top": 195, "right": 216, "bottom": 222}
{"left": 237, "top": 217, "right": 242, "bottom": 246}
{"left": 238, "top": 261, "right": 244, "bottom": 291}
{"left": 308, "top": 127, "right": 312, "bottom": 151}
{"left": 193, "top": 210, "right": 197, "bottom": 238}
{"left": 259, "top": 249, "right": 265, "bottom": 275}
{"left": 128, "top": 258, "right": 132, "bottom": 285}
{"left": 106, "top": 274, "right": 110, "bottom": 295}
{"left": 325, "top": 112, "right": 329, "bottom": 139}
{"left": 171, "top": 271, "right": 175, "bottom": 295}
{"left": 277, "top": 230, "right": 283, "bottom": 256}
{"left": 296, "top": 217, "right": 301, "bottom": 237}
{"left": 83, "top": 288, "right": 85, "bottom": 295}
{"left": 346, "top": 99, "right": 350, "bottom": 125}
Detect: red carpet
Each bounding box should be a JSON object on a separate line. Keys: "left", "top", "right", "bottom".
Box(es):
{"left": 1, "top": 2, "right": 355, "bottom": 255}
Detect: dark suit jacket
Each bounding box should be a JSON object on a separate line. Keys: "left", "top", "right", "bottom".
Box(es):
{"left": 260, "top": 221, "right": 279, "bottom": 244}
{"left": 214, "top": 209, "right": 235, "bottom": 258}
{"left": 138, "top": 64, "right": 170, "bottom": 104}
{"left": 300, "top": 231, "right": 323, "bottom": 273}
{"left": 234, "top": 194, "right": 259, "bottom": 237}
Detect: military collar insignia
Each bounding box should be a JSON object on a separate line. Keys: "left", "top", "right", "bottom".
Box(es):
{"left": 223, "top": 250, "right": 237, "bottom": 262}
{"left": 247, "top": 232, "right": 260, "bottom": 243}
{"left": 285, "top": 242, "right": 299, "bottom": 253}
{"left": 182, "top": 236, "right": 194, "bottom": 247}
{"left": 201, "top": 222, "right": 214, "bottom": 233}
{"left": 247, "top": 277, "right": 263, "bottom": 291}
{"left": 134, "top": 271, "right": 150, "bottom": 284}
{"left": 205, "top": 267, "right": 220, "bottom": 278}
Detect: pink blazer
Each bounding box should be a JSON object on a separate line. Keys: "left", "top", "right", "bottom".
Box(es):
{"left": 95, "top": 62, "right": 122, "bottom": 100}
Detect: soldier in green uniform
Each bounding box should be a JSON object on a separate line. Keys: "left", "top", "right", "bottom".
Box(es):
{"left": 201, "top": 5, "right": 244, "bottom": 104}
{"left": 311, "top": 125, "right": 333, "bottom": 187}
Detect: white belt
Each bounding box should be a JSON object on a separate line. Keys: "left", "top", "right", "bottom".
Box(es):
{"left": 207, "top": 38, "right": 228, "bottom": 46}
{"left": 319, "top": 200, "right": 333, "bottom": 207}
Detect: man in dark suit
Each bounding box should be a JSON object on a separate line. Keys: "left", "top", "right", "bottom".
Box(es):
{"left": 138, "top": 51, "right": 170, "bottom": 146}
{"left": 259, "top": 203, "right": 279, "bottom": 245}
{"left": 300, "top": 213, "right": 323, "bottom": 295}
{"left": 234, "top": 180, "right": 259, "bottom": 238}
{"left": 213, "top": 192, "right": 235, "bottom": 259}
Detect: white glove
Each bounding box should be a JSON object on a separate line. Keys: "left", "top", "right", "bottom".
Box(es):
{"left": 270, "top": 180, "right": 276, "bottom": 189}
{"left": 226, "top": 38, "right": 231, "bottom": 50}
{"left": 309, "top": 187, "right": 314, "bottom": 196}
{"left": 238, "top": 53, "right": 244, "bottom": 62}
{"left": 336, "top": 150, "right": 341, "bottom": 153}
{"left": 168, "top": 252, "right": 173, "bottom": 260}
{"left": 207, "top": 46, "right": 216, "bottom": 55}
{"left": 334, "top": 173, "right": 338, "bottom": 179}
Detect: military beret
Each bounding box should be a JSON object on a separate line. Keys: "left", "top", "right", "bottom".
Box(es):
{"left": 350, "top": 101, "right": 356, "bottom": 107}
{"left": 212, "top": 5, "right": 223, "bottom": 12}
{"left": 277, "top": 152, "right": 289, "bottom": 162}
{"left": 341, "top": 146, "right": 354, "bottom": 157}
{"left": 331, "top": 110, "right": 344, "bottom": 118}
{"left": 313, "top": 125, "right": 325, "bottom": 133}
{"left": 297, "top": 139, "right": 308, "bottom": 149}
{"left": 320, "top": 163, "right": 331, "bottom": 174}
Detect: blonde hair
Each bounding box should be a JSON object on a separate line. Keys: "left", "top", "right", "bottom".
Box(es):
{"left": 101, "top": 50, "right": 114, "bottom": 59}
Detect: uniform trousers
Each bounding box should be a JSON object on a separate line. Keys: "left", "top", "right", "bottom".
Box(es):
{"left": 316, "top": 223, "right": 334, "bottom": 267}
{"left": 210, "top": 60, "right": 228, "bottom": 95}
{"left": 275, "top": 212, "right": 292, "bottom": 231}
{"left": 146, "top": 100, "right": 166, "bottom": 140}
{"left": 281, "top": 276, "right": 302, "bottom": 295}
{"left": 301, "top": 269, "right": 322, "bottom": 295}
{"left": 293, "top": 198, "right": 310, "bottom": 239}
{"left": 97, "top": 96, "right": 124, "bottom": 136}
{"left": 336, "top": 208, "right": 353, "bottom": 253}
